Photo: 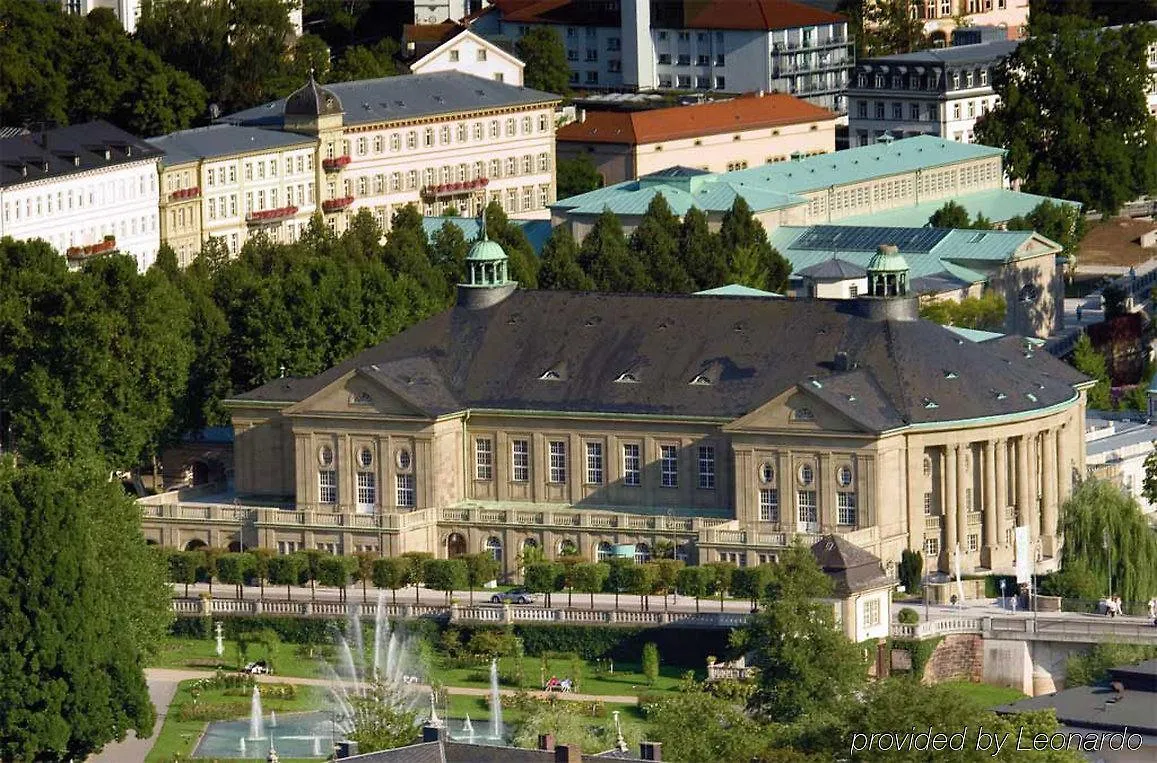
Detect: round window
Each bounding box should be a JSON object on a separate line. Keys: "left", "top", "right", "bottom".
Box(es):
{"left": 396, "top": 449, "right": 412, "bottom": 470}
{"left": 799, "top": 464, "right": 814, "bottom": 485}
{"left": 759, "top": 462, "right": 775, "bottom": 484}
{"left": 358, "top": 447, "right": 373, "bottom": 468}
{"left": 837, "top": 466, "right": 853, "bottom": 487}
{"left": 318, "top": 445, "right": 334, "bottom": 467}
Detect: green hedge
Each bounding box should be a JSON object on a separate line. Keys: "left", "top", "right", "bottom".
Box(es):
{"left": 890, "top": 636, "right": 943, "bottom": 679}
{"left": 169, "top": 615, "right": 440, "bottom": 645}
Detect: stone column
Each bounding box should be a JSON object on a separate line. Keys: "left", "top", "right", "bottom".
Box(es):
{"left": 1016, "top": 435, "right": 1032, "bottom": 542}
{"left": 982, "top": 439, "right": 997, "bottom": 566}
{"left": 818, "top": 453, "right": 834, "bottom": 530}
{"left": 1041, "top": 429, "right": 1058, "bottom": 556}
{"left": 995, "top": 439, "right": 1008, "bottom": 547}
{"left": 779, "top": 451, "right": 796, "bottom": 534}
{"left": 906, "top": 446, "right": 924, "bottom": 551}
{"left": 956, "top": 443, "right": 968, "bottom": 555}
{"left": 1057, "top": 423, "right": 1071, "bottom": 503}
{"left": 944, "top": 444, "right": 958, "bottom": 554}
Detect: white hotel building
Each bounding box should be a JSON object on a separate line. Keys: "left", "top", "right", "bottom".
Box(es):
{"left": 148, "top": 72, "right": 560, "bottom": 259}
{"left": 0, "top": 121, "right": 162, "bottom": 271}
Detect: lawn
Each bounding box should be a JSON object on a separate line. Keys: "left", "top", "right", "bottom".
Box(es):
{"left": 146, "top": 679, "right": 321, "bottom": 763}
{"left": 939, "top": 680, "right": 1028, "bottom": 708}
{"left": 150, "top": 636, "right": 327, "bottom": 679}
{"left": 431, "top": 655, "right": 693, "bottom": 697}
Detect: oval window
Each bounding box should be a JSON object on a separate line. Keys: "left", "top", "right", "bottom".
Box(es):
{"left": 837, "top": 466, "right": 853, "bottom": 487}
{"left": 319, "top": 445, "right": 334, "bottom": 467}
{"left": 397, "top": 449, "right": 412, "bottom": 470}
{"left": 799, "top": 464, "right": 814, "bottom": 485}
{"left": 759, "top": 462, "right": 775, "bottom": 484}
{"left": 358, "top": 447, "right": 374, "bottom": 468}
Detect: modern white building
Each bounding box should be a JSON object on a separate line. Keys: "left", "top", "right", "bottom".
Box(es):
{"left": 845, "top": 40, "right": 1018, "bottom": 147}
{"left": 472, "top": 0, "right": 854, "bottom": 112}
{"left": 1, "top": 121, "right": 162, "bottom": 271}
{"left": 1085, "top": 416, "right": 1157, "bottom": 516}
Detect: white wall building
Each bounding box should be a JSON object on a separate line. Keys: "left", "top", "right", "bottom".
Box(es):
{"left": 845, "top": 39, "right": 1018, "bottom": 147}
{"left": 1085, "top": 416, "right": 1157, "bottom": 517}
{"left": 473, "top": 0, "right": 854, "bottom": 112}
{"left": 409, "top": 29, "right": 525, "bottom": 85}
{"left": 55, "top": 0, "right": 304, "bottom": 36}
{"left": 1, "top": 121, "right": 162, "bottom": 271}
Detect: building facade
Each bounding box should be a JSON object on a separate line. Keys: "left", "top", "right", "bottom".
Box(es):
{"left": 1085, "top": 416, "right": 1157, "bottom": 517}
{"left": 407, "top": 28, "right": 526, "bottom": 85}
{"left": 141, "top": 240, "right": 1090, "bottom": 579}
{"left": 472, "top": 0, "right": 854, "bottom": 112}
{"left": 556, "top": 92, "right": 836, "bottom": 185}
{"left": 845, "top": 40, "right": 1018, "bottom": 147}
{"left": 55, "top": 0, "right": 304, "bottom": 36}
{"left": 1, "top": 121, "right": 162, "bottom": 271}
{"left": 907, "top": 0, "right": 1029, "bottom": 44}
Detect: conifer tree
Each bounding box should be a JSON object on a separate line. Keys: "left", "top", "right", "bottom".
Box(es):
{"left": 578, "top": 208, "right": 651, "bottom": 292}
{"left": 484, "top": 200, "right": 539, "bottom": 288}
{"left": 678, "top": 207, "right": 727, "bottom": 290}
{"left": 719, "top": 198, "right": 791, "bottom": 292}
{"left": 539, "top": 226, "right": 595, "bottom": 291}
{"left": 630, "top": 194, "right": 694, "bottom": 293}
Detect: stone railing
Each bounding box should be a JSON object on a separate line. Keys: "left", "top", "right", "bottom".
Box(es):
{"left": 891, "top": 617, "right": 981, "bottom": 640}
{"left": 171, "top": 596, "right": 752, "bottom": 629}
{"left": 140, "top": 500, "right": 437, "bottom": 533}
{"left": 892, "top": 615, "right": 1157, "bottom": 645}
{"left": 439, "top": 506, "right": 722, "bottom": 536}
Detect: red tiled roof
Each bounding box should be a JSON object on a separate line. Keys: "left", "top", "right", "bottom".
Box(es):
{"left": 403, "top": 21, "right": 465, "bottom": 44}
{"left": 556, "top": 92, "right": 836, "bottom": 144}
{"left": 493, "top": 0, "right": 844, "bottom": 31}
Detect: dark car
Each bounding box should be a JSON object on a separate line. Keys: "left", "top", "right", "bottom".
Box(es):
{"left": 490, "top": 588, "right": 537, "bottom": 605}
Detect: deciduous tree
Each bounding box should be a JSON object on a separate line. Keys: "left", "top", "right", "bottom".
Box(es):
{"left": 372, "top": 557, "right": 410, "bottom": 605}
{"left": 1071, "top": 333, "right": 1112, "bottom": 409}
{"left": 557, "top": 155, "right": 603, "bottom": 199}
{"left": 1068, "top": 479, "right": 1157, "bottom": 604}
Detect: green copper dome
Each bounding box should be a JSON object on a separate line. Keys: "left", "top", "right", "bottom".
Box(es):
{"left": 467, "top": 237, "right": 507, "bottom": 262}
{"left": 868, "top": 244, "right": 908, "bottom": 273}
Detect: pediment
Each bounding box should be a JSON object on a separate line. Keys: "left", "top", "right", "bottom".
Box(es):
{"left": 724, "top": 386, "right": 867, "bottom": 433}
{"left": 284, "top": 370, "right": 429, "bottom": 418}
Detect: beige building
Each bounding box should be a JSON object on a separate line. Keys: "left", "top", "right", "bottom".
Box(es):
{"left": 142, "top": 238, "right": 1090, "bottom": 580}
{"left": 556, "top": 92, "right": 837, "bottom": 186}
{"left": 908, "top": 0, "right": 1030, "bottom": 43}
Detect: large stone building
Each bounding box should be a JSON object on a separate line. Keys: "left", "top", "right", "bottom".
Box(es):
{"left": 471, "top": 0, "right": 854, "bottom": 112}
{"left": 1, "top": 121, "right": 163, "bottom": 271}
{"left": 148, "top": 71, "right": 560, "bottom": 261}
{"left": 141, "top": 234, "right": 1090, "bottom": 578}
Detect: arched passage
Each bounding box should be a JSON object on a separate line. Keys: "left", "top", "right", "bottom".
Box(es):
{"left": 446, "top": 532, "right": 467, "bottom": 558}
{"left": 184, "top": 538, "right": 208, "bottom": 552}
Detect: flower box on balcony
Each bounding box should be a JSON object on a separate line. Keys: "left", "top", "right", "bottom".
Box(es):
{"left": 245, "top": 205, "right": 299, "bottom": 225}
{"left": 169, "top": 187, "right": 201, "bottom": 201}
{"left": 322, "top": 156, "right": 352, "bottom": 172}
{"left": 420, "top": 177, "right": 490, "bottom": 199}
{"left": 66, "top": 237, "right": 118, "bottom": 260}
{"left": 322, "top": 195, "right": 355, "bottom": 213}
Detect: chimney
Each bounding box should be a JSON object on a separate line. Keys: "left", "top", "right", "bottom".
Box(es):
{"left": 640, "top": 741, "right": 662, "bottom": 761}
{"left": 834, "top": 351, "right": 851, "bottom": 371}
{"left": 421, "top": 724, "right": 447, "bottom": 743}
{"left": 579, "top": 108, "right": 586, "bottom": 123}
{"left": 555, "top": 744, "right": 582, "bottom": 763}
{"left": 538, "top": 734, "right": 556, "bottom": 751}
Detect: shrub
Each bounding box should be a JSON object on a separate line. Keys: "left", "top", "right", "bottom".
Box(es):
{"left": 898, "top": 550, "right": 923, "bottom": 593}
{"left": 642, "top": 642, "right": 660, "bottom": 685}
{"left": 897, "top": 608, "right": 920, "bottom": 625}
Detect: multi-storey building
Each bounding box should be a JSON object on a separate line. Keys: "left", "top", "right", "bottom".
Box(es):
{"left": 53, "top": 0, "right": 304, "bottom": 36}
{"left": 221, "top": 72, "right": 561, "bottom": 229}
{"left": 0, "top": 121, "right": 162, "bottom": 271}
{"left": 845, "top": 40, "right": 1018, "bottom": 147}
{"left": 556, "top": 91, "right": 837, "bottom": 185}
{"left": 907, "top": 0, "right": 1029, "bottom": 44}
{"left": 140, "top": 236, "right": 1091, "bottom": 578}
{"left": 148, "top": 126, "right": 319, "bottom": 266}
{"left": 472, "top": 0, "right": 854, "bottom": 112}
{"left": 405, "top": 27, "right": 526, "bottom": 85}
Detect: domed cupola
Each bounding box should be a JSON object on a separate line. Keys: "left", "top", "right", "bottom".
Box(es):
{"left": 457, "top": 209, "right": 518, "bottom": 309}
{"left": 285, "top": 74, "right": 344, "bottom": 118}
{"left": 856, "top": 244, "right": 918, "bottom": 321}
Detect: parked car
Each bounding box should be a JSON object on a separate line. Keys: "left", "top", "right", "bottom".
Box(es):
{"left": 243, "top": 661, "right": 270, "bottom": 675}
{"left": 490, "top": 588, "right": 537, "bottom": 605}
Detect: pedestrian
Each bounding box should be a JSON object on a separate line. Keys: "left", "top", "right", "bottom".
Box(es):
{"left": 1148, "top": 597, "right": 1156, "bottom": 622}
{"left": 1076, "top": 306, "right": 1083, "bottom": 322}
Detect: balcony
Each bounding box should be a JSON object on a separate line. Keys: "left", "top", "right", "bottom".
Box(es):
{"left": 321, "top": 195, "right": 354, "bottom": 213}
{"left": 420, "top": 177, "right": 490, "bottom": 200}
{"left": 169, "top": 187, "right": 201, "bottom": 202}
{"left": 321, "top": 155, "right": 351, "bottom": 172}
{"left": 439, "top": 505, "right": 717, "bottom": 535}
{"left": 66, "top": 236, "right": 117, "bottom": 262}
{"left": 925, "top": 515, "right": 942, "bottom": 530}
{"left": 245, "top": 205, "right": 298, "bottom": 226}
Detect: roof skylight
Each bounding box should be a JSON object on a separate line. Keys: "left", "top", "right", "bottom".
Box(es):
{"left": 923, "top": 398, "right": 939, "bottom": 409}
{"left": 690, "top": 374, "right": 713, "bottom": 386}
{"left": 615, "top": 373, "right": 640, "bottom": 384}
{"left": 539, "top": 370, "right": 561, "bottom": 381}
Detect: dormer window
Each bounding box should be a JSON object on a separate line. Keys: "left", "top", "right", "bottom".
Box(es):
{"left": 1026, "top": 392, "right": 1038, "bottom": 403}
{"left": 793, "top": 408, "right": 815, "bottom": 421}
{"left": 994, "top": 390, "right": 1007, "bottom": 400}
{"left": 923, "top": 398, "right": 939, "bottom": 409}
{"left": 539, "top": 370, "right": 562, "bottom": 381}
{"left": 690, "top": 374, "right": 712, "bottom": 386}
{"left": 615, "top": 373, "right": 639, "bottom": 384}
{"left": 73, "top": 156, "right": 80, "bottom": 167}
{"left": 944, "top": 370, "right": 958, "bottom": 379}
{"left": 809, "top": 378, "right": 823, "bottom": 388}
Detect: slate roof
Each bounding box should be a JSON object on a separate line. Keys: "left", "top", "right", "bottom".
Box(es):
{"left": 811, "top": 535, "right": 892, "bottom": 596}
{"left": 232, "top": 290, "right": 1089, "bottom": 433}
{"left": 798, "top": 257, "right": 866, "bottom": 280}
{"left": 995, "top": 660, "right": 1157, "bottom": 735}
{"left": 492, "top": 0, "right": 845, "bottom": 31}
{"left": 860, "top": 39, "right": 1020, "bottom": 67}
{"left": 146, "top": 124, "right": 317, "bottom": 167}
{"left": 1, "top": 120, "right": 162, "bottom": 189}
{"left": 221, "top": 72, "right": 560, "bottom": 129}
{"left": 557, "top": 93, "right": 835, "bottom": 145}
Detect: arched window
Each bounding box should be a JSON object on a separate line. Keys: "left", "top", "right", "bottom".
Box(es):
{"left": 558, "top": 539, "right": 578, "bottom": 557}
{"left": 485, "top": 536, "right": 503, "bottom": 563}
{"left": 634, "top": 543, "right": 651, "bottom": 564}
{"left": 447, "top": 533, "right": 466, "bottom": 557}
{"left": 596, "top": 541, "right": 614, "bottom": 561}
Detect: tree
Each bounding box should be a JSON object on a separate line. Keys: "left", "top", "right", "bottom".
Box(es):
{"left": 631, "top": 194, "right": 694, "bottom": 293}
{"left": 1101, "top": 283, "right": 1129, "bottom": 321}
{"left": 975, "top": 17, "right": 1157, "bottom": 215}
{"left": 579, "top": 208, "right": 651, "bottom": 292}
{"left": 484, "top": 200, "right": 540, "bottom": 288}
{"left": 463, "top": 553, "right": 501, "bottom": 604}
{"left": 919, "top": 292, "right": 1007, "bottom": 331}
{"left": 330, "top": 39, "right": 401, "bottom": 83}
{"left": 929, "top": 200, "right": 972, "bottom": 228}
{"left": 841, "top": 1, "right": 930, "bottom": 57}
{"left": 524, "top": 561, "right": 563, "bottom": 607}
{"left": 250, "top": 548, "right": 273, "bottom": 601}
{"left": 1039, "top": 559, "right": 1102, "bottom": 601}
{"left": 719, "top": 198, "right": 791, "bottom": 293}
{"left": 1006, "top": 201, "right": 1087, "bottom": 276}
{"left": 1066, "top": 479, "right": 1157, "bottom": 604}
{"left": 429, "top": 220, "right": 470, "bottom": 299}
{"left": 730, "top": 565, "right": 774, "bottom": 611}
{"left": 623, "top": 563, "right": 657, "bottom": 611}
{"left": 1071, "top": 333, "right": 1112, "bottom": 410}
{"left": 317, "top": 555, "right": 355, "bottom": 603}
{"left": 515, "top": 26, "right": 571, "bottom": 95}
{"left": 557, "top": 555, "right": 585, "bottom": 607}
{"left": 539, "top": 226, "right": 595, "bottom": 291}
{"left": 675, "top": 565, "right": 711, "bottom": 613}
{"left": 643, "top": 687, "right": 775, "bottom": 763}
{"left": 372, "top": 557, "right": 410, "bottom": 605}
{"left": 353, "top": 552, "right": 376, "bottom": 604}
{"left": 604, "top": 557, "right": 634, "bottom": 609}
{"left": 216, "top": 552, "right": 254, "bottom": 599}
{"left": 704, "top": 562, "right": 736, "bottom": 612}
{"left": 641, "top": 642, "right": 660, "bottom": 686}
{"left": 652, "top": 559, "right": 684, "bottom": 609}
{"left": 169, "top": 550, "right": 201, "bottom": 597}
{"left": 298, "top": 550, "right": 325, "bottom": 602}
{"left": 740, "top": 544, "right": 867, "bottom": 723}
{"left": 267, "top": 554, "right": 302, "bottom": 600}
{"left": 898, "top": 548, "right": 923, "bottom": 594}
{"left": 0, "top": 460, "right": 169, "bottom": 760}
{"left": 401, "top": 551, "right": 432, "bottom": 604}
{"left": 680, "top": 207, "right": 727, "bottom": 290}
{"left": 200, "top": 547, "right": 222, "bottom": 596}
{"left": 422, "top": 559, "right": 468, "bottom": 604}
{"left": 557, "top": 156, "right": 603, "bottom": 199}
{"left": 572, "top": 562, "right": 610, "bottom": 609}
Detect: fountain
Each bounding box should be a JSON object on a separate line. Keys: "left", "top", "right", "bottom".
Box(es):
{"left": 461, "top": 715, "right": 475, "bottom": 742}
{"left": 488, "top": 658, "right": 503, "bottom": 741}
{"left": 215, "top": 621, "right": 225, "bottom": 659}
{"left": 269, "top": 711, "right": 276, "bottom": 728}
{"left": 238, "top": 737, "right": 246, "bottom": 756}
{"left": 249, "top": 685, "right": 266, "bottom": 741}
{"left": 428, "top": 690, "right": 442, "bottom": 727}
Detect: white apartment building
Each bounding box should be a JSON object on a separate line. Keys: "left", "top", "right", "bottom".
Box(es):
{"left": 147, "top": 126, "right": 320, "bottom": 267}
{"left": 473, "top": 0, "right": 854, "bottom": 112}
{"left": 0, "top": 121, "right": 162, "bottom": 271}
{"left": 845, "top": 39, "right": 1018, "bottom": 147}
{"left": 408, "top": 28, "right": 525, "bottom": 85}
{"left": 1086, "top": 416, "right": 1157, "bottom": 517}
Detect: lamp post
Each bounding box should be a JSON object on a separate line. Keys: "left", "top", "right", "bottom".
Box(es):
{"left": 922, "top": 550, "right": 930, "bottom": 623}
{"left": 1103, "top": 527, "right": 1112, "bottom": 599}
{"left": 1000, "top": 579, "right": 1006, "bottom": 611}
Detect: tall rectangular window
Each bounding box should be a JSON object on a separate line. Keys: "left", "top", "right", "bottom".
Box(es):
{"left": 622, "top": 444, "right": 640, "bottom": 486}
{"left": 863, "top": 598, "right": 881, "bottom": 627}
{"left": 924, "top": 537, "right": 940, "bottom": 556}
{"left": 923, "top": 492, "right": 933, "bottom": 515}
{"left": 660, "top": 445, "right": 678, "bottom": 487}
{"left": 475, "top": 438, "right": 493, "bottom": 480}
{"left": 697, "top": 446, "right": 715, "bottom": 489}
{"left": 318, "top": 470, "right": 337, "bottom": 504}
{"left": 549, "top": 440, "right": 567, "bottom": 483}
{"left": 967, "top": 532, "right": 979, "bottom": 552}
{"left": 511, "top": 439, "right": 529, "bottom": 482}
{"left": 759, "top": 489, "right": 779, "bottom": 522}
{"left": 396, "top": 474, "right": 415, "bottom": 508}
{"left": 797, "top": 491, "right": 818, "bottom": 523}
{"left": 586, "top": 442, "right": 603, "bottom": 484}
{"left": 837, "top": 492, "right": 857, "bottom": 525}
{"left": 356, "top": 472, "right": 376, "bottom": 508}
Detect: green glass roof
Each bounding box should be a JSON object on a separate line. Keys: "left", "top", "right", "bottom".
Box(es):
{"left": 838, "top": 188, "right": 1080, "bottom": 227}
